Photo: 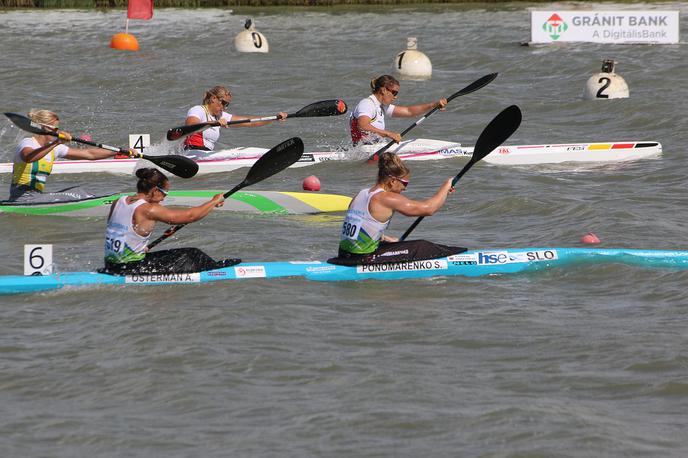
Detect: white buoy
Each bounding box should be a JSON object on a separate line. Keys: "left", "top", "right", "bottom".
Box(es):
{"left": 234, "top": 18, "right": 269, "bottom": 53}
{"left": 583, "top": 59, "right": 629, "bottom": 100}
{"left": 393, "top": 37, "right": 432, "bottom": 79}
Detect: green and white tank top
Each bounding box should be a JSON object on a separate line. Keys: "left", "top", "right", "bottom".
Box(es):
{"left": 104, "top": 197, "right": 149, "bottom": 264}
{"left": 339, "top": 188, "right": 390, "bottom": 254}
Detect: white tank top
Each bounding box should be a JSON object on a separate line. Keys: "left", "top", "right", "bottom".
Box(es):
{"left": 339, "top": 187, "right": 390, "bottom": 254}
{"left": 104, "top": 197, "right": 149, "bottom": 264}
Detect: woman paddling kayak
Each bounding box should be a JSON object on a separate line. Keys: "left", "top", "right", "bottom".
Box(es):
{"left": 101, "top": 168, "right": 239, "bottom": 275}
{"left": 183, "top": 85, "right": 288, "bottom": 153}
{"left": 7, "top": 109, "right": 119, "bottom": 202}
{"left": 329, "top": 152, "right": 466, "bottom": 266}
{"left": 349, "top": 75, "right": 447, "bottom": 146}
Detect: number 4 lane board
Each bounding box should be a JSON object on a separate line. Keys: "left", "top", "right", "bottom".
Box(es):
{"left": 0, "top": 191, "right": 352, "bottom": 216}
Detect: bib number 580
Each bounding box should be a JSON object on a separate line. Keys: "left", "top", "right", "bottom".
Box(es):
{"left": 342, "top": 222, "right": 358, "bottom": 238}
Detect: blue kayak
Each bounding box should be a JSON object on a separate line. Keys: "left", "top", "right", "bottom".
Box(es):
{"left": 2, "top": 247, "right": 687, "bottom": 295}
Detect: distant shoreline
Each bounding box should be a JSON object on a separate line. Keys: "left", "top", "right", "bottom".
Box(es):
{"left": 0, "top": 0, "right": 592, "bottom": 9}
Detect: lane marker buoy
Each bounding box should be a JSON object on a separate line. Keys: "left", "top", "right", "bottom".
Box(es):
{"left": 583, "top": 59, "right": 629, "bottom": 100}
{"left": 393, "top": 37, "right": 432, "bottom": 79}
{"left": 234, "top": 18, "right": 269, "bottom": 53}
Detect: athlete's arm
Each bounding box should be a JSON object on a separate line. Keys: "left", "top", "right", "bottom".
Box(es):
{"left": 141, "top": 194, "right": 225, "bottom": 226}
{"left": 19, "top": 139, "right": 61, "bottom": 162}
{"left": 391, "top": 98, "right": 447, "bottom": 117}
{"left": 372, "top": 179, "right": 455, "bottom": 218}
{"left": 356, "top": 115, "right": 401, "bottom": 143}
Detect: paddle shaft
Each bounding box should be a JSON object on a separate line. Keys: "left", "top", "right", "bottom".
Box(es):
{"left": 367, "top": 73, "right": 498, "bottom": 162}
{"left": 31, "top": 123, "right": 129, "bottom": 154}
{"left": 181, "top": 109, "right": 323, "bottom": 130}
{"left": 167, "top": 99, "right": 347, "bottom": 141}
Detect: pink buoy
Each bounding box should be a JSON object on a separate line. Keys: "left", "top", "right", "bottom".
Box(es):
{"left": 302, "top": 175, "right": 321, "bottom": 192}
{"left": 580, "top": 232, "right": 601, "bottom": 244}
{"left": 79, "top": 134, "right": 92, "bottom": 141}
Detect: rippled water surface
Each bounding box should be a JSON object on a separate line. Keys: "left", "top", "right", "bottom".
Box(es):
{"left": 1, "top": 3, "right": 688, "bottom": 457}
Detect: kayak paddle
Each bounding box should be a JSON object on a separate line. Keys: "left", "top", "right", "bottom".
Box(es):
{"left": 147, "top": 136, "right": 305, "bottom": 250}
{"left": 4, "top": 112, "right": 199, "bottom": 179}
{"left": 399, "top": 104, "right": 522, "bottom": 241}
{"left": 166, "top": 99, "right": 348, "bottom": 141}
{"left": 366, "top": 72, "right": 498, "bottom": 163}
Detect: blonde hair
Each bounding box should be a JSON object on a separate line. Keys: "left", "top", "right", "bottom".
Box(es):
{"left": 202, "top": 86, "right": 231, "bottom": 105}
{"left": 370, "top": 75, "right": 400, "bottom": 94}
{"left": 27, "top": 109, "right": 59, "bottom": 127}
{"left": 377, "top": 152, "right": 409, "bottom": 184}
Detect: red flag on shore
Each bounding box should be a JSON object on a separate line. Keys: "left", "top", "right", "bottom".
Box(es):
{"left": 127, "top": 0, "right": 153, "bottom": 20}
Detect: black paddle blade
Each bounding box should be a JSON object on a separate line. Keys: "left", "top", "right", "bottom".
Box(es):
{"left": 472, "top": 105, "right": 522, "bottom": 162}
{"left": 447, "top": 73, "right": 498, "bottom": 102}
{"left": 4, "top": 112, "right": 53, "bottom": 136}
{"left": 166, "top": 122, "right": 213, "bottom": 141}
{"left": 292, "top": 100, "right": 348, "bottom": 118}
{"left": 144, "top": 154, "right": 199, "bottom": 179}
{"left": 240, "top": 137, "right": 304, "bottom": 189}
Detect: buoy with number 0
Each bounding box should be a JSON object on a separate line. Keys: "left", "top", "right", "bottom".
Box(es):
{"left": 234, "top": 18, "right": 269, "bottom": 53}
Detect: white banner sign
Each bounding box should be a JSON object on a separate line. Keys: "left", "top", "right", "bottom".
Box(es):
{"left": 531, "top": 11, "right": 680, "bottom": 44}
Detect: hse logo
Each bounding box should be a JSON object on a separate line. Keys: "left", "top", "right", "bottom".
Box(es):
{"left": 477, "top": 250, "right": 558, "bottom": 265}
{"left": 477, "top": 252, "right": 510, "bottom": 265}
{"left": 543, "top": 13, "right": 568, "bottom": 40}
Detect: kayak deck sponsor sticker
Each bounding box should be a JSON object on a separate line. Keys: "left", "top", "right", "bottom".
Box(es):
{"left": 234, "top": 265, "right": 267, "bottom": 278}
{"left": 471, "top": 250, "right": 559, "bottom": 265}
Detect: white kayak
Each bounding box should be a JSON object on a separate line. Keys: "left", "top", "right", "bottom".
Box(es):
{"left": 0, "top": 139, "right": 661, "bottom": 175}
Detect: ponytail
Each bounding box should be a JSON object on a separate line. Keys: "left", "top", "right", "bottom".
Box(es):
{"left": 370, "top": 75, "right": 400, "bottom": 94}
{"left": 377, "top": 152, "right": 409, "bottom": 184}
{"left": 135, "top": 168, "right": 168, "bottom": 193}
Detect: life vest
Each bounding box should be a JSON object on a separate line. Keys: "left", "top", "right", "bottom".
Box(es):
{"left": 11, "top": 144, "right": 58, "bottom": 192}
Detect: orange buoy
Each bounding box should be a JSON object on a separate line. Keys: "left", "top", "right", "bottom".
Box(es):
{"left": 580, "top": 232, "right": 601, "bottom": 244}
{"left": 110, "top": 33, "right": 139, "bottom": 51}
{"left": 302, "top": 175, "right": 321, "bottom": 192}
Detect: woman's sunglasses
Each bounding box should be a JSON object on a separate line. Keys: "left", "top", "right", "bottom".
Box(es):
{"left": 390, "top": 175, "right": 409, "bottom": 188}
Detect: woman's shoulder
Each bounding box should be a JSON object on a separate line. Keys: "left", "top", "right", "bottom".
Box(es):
{"left": 17, "top": 137, "right": 38, "bottom": 149}
{"left": 186, "top": 105, "right": 206, "bottom": 119}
